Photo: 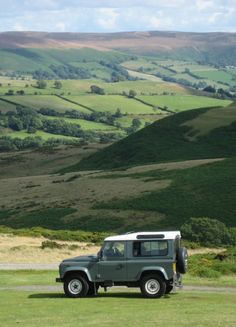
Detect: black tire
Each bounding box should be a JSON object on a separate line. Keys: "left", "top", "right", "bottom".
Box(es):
{"left": 140, "top": 274, "right": 166, "bottom": 298}
{"left": 176, "top": 247, "right": 188, "bottom": 274}
{"left": 165, "top": 284, "right": 173, "bottom": 294}
{"left": 87, "top": 283, "right": 99, "bottom": 296}
{"left": 63, "top": 273, "right": 89, "bottom": 298}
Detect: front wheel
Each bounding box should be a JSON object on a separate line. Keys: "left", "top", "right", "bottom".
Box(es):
{"left": 140, "top": 274, "right": 166, "bottom": 298}
{"left": 64, "top": 273, "right": 89, "bottom": 298}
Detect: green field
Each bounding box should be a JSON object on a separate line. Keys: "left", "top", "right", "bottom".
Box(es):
{"left": 137, "top": 95, "right": 232, "bottom": 112}
{"left": 194, "top": 70, "right": 235, "bottom": 85}
{"left": 3, "top": 130, "right": 78, "bottom": 140}
{"left": 0, "top": 99, "right": 16, "bottom": 113}
{"left": 0, "top": 95, "right": 89, "bottom": 113}
{"left": 44, "top": 116, "right": 118, "bottom": 131}
{"left": 64, "top": 95, "right": 156, "bottom": 114}
{"left": 0, "top": 290, "right": 235, "bottom": 327}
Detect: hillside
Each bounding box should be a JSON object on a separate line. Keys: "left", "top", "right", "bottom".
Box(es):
{"left": 1, "top": 31, "right": 236, "bottom": 65}
{"left": 64, "top": 104, "right": 236, "bottom": 171}
{"left": 0, "top": 157, "right": 235, "bottom": 232}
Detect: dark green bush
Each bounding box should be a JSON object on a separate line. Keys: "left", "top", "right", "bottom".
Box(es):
{"left": 181, "top": 217, "right": 234, "bottom": 247}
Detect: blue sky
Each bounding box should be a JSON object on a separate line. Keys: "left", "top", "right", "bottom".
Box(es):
{"left": 0, "top": 0, "right": 235, "bottom": 33}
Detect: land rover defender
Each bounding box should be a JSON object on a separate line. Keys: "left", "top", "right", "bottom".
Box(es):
{"left": 56, "top": 231, "right": 188, "bottom": 298}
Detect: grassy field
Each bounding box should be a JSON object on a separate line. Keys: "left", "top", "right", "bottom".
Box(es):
{"left": 137, "top": 95, "right": 232, "bottom": 112}
{"left": 2, "top": 130, "right": 78, "bottom": 140}
{"left": 194, "top": 70, "right": 235, "bottom": 86}
{"left": 0, "top": 290, "right": 235, "bottom": 327}
{"left": 64, "top": 95, "right": 156, "bottom": 114}
{"left": 0, "top": 95, "right": 89, "bottom": 113}
{"left": 44, "top": 116, "right": 118, "bottom": 131}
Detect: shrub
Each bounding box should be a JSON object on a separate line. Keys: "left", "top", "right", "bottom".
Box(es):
{"left": 181, "top": 217, "right": 233, "bottom": 247}
{"left": 41, "top": 240, "right": 64, "bottom": 249}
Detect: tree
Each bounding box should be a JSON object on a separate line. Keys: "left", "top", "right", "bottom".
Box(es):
{"left": 132, "top": 118, "right": 141, "bottom": 130}
{"left": 5, "top": 90, "right": 14, "bottom": 95}
{"left": 114, "top": 108, "right": 122, "bottom": 118}
{"left": 54, "top": 80, "right": 62, "bottom": 89}
{"left": 181, "top": 217, "right": 233, "bottom": 246}
{"left": 128, "top": 89, "right": 137, "bottom": 98}
{"left": 36, "top": 80, "right": 47, "bottom": 89}
{"left": 203, "top": 85, "right": 216, "bottom": 93}
{"left": 90, "top": 85, "right": 105, "bottom": 95}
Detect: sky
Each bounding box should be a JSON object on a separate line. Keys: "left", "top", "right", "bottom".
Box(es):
{"left": 0, "top": 0, "right": 235, "bottom": 33}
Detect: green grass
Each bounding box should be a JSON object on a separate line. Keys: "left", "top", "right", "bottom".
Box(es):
{"left": 1, "top": 269, "right": 236, "bottom": 288}
{"left": 194, "top": 70, "right": 235, "bottom": 85}
{"left": 0, "top": 47, "right": 129, "bottom": 73}
{"left": 0, "top": 290, "right": 235, "bottom": 327}
{"left": 0, "top": 99, "right": 17, "bottom": 113}
{"left": 93, "top": 157, "right": 236, "bottom": 229}
{"left": 64, "top": 95, "right": 155, "bottom": 114}
{"left": 72, "top": 105, "right": 236, "bottom": 171}
{"left": 43, "top": 116, "right": 118, "bottom": 131}
{"left": 0, "top": 270, "right": 56, "bottom": 287}
{"left": 102, "top": 80, "right": 191, "bottom": 95}
{"left": 137, "top": 95, "right": 232, "bottom": 112}
{"left": 1, "top": 95, "right": 89, "bottom": 113}
{"left": 3, "top": 130, "right": 78, "bottom": 140}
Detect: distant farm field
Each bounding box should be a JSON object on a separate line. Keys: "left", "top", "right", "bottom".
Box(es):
{"left": 4, "top": 130, "right": 78, "bottom": 140}
{"left": 0, "top": 95, "right": 89, "bottom": 113}
{"left": 64, "top": 95, "right": 156, "bottom": 114}
{"left": 44, "top": 116, "right": 118, "bottom": 131}
{"left": 137, "top": 95, "right": 232, "bottom": 112}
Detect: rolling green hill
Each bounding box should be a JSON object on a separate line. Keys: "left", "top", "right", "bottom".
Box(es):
{"left": 64, "top": 104, "right": 236, "bottom": 171}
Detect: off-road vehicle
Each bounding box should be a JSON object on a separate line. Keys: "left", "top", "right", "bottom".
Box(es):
{"left": 56, "top": 231, "right": 188, "bottom": 298}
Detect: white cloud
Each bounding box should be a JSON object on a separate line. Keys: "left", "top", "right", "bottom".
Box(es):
{"left": 196, "top": 0, "right": 214, "bottom": 11}
{"left": 208, "top": 11, "right": 222, "bottom": 23}
{"left": 96, "top": 8, "right": 119, "bottom": 30}
{"left": 55, "top": 22, "right": 66, "bottom": 32}
{"left": 0, "top": 0, "right": 236, "bottom": 33}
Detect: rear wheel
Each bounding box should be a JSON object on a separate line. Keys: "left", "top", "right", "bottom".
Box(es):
{"left": 64, "top": 273, "right": 89, "bottom": 298}
{"left": 140, "top": 274, "right": 166, "bottom": 298}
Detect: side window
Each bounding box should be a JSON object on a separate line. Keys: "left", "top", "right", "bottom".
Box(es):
{"left": 103, "top": 241, "right": 125, "bottom": 258}
{"left": 133, "top": 241, "right": 168, "bottom": 257}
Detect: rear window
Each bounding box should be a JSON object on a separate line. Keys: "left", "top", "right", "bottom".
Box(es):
{"left": 133, "top": 240, "right": 168, "bottom": 257}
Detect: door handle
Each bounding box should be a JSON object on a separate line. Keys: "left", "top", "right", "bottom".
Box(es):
{"left": 116, "top": 264, "right": 124, "bottom": 270}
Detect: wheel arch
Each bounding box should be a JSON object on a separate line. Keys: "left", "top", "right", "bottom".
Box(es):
{"left": 139, "top": 267, "right": 168, "bottom": 281}
{"left": 63, "top": 268, "right": 92, "bottom": 282}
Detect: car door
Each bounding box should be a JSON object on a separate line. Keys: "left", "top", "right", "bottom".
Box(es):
{"left": 98, "top": 241, "right": 127, "bottom": 281}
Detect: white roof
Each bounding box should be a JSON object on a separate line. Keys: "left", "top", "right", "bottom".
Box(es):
{"left": 105, "top": 231, "right": 181, "bottom": 241}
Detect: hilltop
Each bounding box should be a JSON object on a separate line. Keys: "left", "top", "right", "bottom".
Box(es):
{"left": 64, "top": 104, "right": 236, "bottom": 171}
{"left": 1, "top": 31, "right": 236, "bottom": 66}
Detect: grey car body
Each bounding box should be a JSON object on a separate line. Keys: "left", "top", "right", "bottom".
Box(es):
{"left": 56, "top": 231, "right": 188, "bottom": 298}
